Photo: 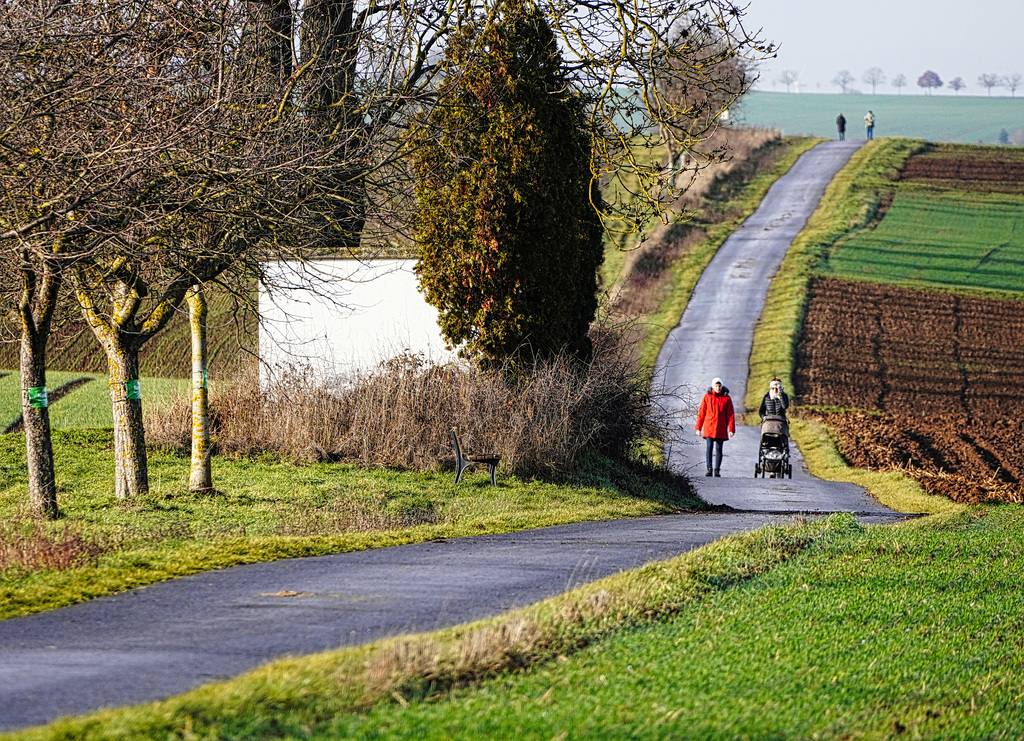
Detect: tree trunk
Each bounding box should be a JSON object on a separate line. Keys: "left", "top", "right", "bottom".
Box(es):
{"left": 187, "top": 286, "right": 213, "bottom": 493}
{"left": 104, "top": 337, "right": 149, "bottom": 500}
{"left": 17, "top": 263, "right": 60, "bottom": 519}
{"left": 20, "top": 329, "right": 58, "bottom": 519}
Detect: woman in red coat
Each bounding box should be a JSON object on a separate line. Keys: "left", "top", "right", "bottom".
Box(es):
{"left": 695, "top": 377, "right": 735, "bottom": 477}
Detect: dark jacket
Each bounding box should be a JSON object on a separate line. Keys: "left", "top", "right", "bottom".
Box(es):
{"left": 759, "top": 390, "right": 790, "bottom": 419}
{"left": 836, "top": 114, "right": 846, "bottom": 132}
{"left": 697, "top": 386, "right": 736, "bottom": 440}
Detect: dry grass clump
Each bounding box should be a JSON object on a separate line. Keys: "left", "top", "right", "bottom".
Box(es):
{"left": 0, "top": 523, "right": 116, "bottom": 571}
{"left": 148, "top": 330, "right": 661, "bottom": 480}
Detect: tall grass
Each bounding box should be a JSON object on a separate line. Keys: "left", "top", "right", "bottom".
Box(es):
{"left": 148, "top": 331, "right": 661, "bottom": 481}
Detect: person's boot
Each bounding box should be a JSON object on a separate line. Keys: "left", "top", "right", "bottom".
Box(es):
{"left": 713, "top": 469, "right": 721, "bottom": 477}
{"left": 705, "top": 467, "right": 713, "bottom": 477}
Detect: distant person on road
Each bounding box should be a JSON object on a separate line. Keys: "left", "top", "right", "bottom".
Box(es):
{"left": 696, "top": 377, "right": 735, "bottom": 477}
{"left": 758, "top": 377, "right": 790, "bottom": 420}
{"left": 864, "top": 110, "right": 875, "bottom": 140}
{"left": 836, "top": 113, "right": 846, "bottom": 140}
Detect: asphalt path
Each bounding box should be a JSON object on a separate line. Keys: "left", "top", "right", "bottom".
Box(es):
{"left": 655, "top": 139, "right": 887, "bottom": 513}
{"left": 0, "top": 139, "right": 910, "bottom": 733}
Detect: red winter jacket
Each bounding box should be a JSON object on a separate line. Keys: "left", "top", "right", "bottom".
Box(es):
{"left": 696, "top": 387, "right": 735, "bottom": 440}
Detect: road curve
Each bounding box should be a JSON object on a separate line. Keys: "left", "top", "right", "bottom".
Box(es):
{"left": 0, "top": 139, "right": 910, "bottom": 733}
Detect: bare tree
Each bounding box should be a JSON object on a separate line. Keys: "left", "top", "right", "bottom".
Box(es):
{"left": 978, "top": 73, "right": 1002, "bottom": 96}
{"left": 863, "top": 67, "right": 885, "bottom": 95}
{"left": 777, "top": 70, "right": 799, "bottom": 93}
{"left": 652, "top": 26, "right": 758, "bottom": 195}
{"left": 0, "top": 250, "right": 63, "bottom": 518}
{"left": 892, "top": 73, "right": 908, "bottom": 95}
{"left": 0, "top": 2, "right": 131, "bottom": 514}
{"left": 2, "top": 1, "right": 363, "bottom": 499}
{"left": 1003, "top": 74, "right": 1023, "bottom": 97}
{"left": 948, "top": 77, "right": 966, "bottom": 95}
{"left": 2, "top": 0, "right": 774, "bottom": 501}
{"left": 917, "top": 70, "right": 943, "bottom": 95}
{"left": 832, "top": 69, "right": 855, "bottom": 94}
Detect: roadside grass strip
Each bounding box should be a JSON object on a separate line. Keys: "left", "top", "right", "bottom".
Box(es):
{"left": 321, "top": 506, "right": 1024, "bottom": 741}
{"left": 744, "top": 137, "right": 913, "bottom": 409}
{"left": 637, "top": 137, "right": 822, "bottom": 371}
{"left": 821, "top": 190, "right": 1024, "bottom": 295}
{"left": 741, "top": 138, "right": 963, "bottom": 516}
{"left": 10, "top": 507, "right": 1023, "bottom": 740}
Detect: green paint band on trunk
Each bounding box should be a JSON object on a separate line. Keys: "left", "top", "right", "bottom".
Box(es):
{"left": 27, "top": 386, "right": 48, "bottom": 409}
{"left": 126, "top": 379, "right": 141, "bottom": 400}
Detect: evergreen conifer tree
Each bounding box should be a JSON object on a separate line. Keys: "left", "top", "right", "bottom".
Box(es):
{"left": 413, "top": 0, "right": 604, "bottom": 369}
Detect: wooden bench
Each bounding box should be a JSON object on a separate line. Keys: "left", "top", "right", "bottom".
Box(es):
{"left": 450, "top": 429, "right": 500, "bottom": 486}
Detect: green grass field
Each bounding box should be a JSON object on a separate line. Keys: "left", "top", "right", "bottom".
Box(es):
{"left": 820, "top": 190, "right": 1024, "bottom": 294}
{"left": 738, "top": 91, "right": 1024, "bottom": 145}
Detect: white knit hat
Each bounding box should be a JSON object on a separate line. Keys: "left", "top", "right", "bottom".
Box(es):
{"left": 712, "top": 377, "right": 723, "bottom": 386}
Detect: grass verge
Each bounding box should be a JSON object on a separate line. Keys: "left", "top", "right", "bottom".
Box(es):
{"left": 5, "top": 513, "right": 851, "bottom": 739}
{"left": 318, "top": 505, "right": 1023, "bottom": 740}
{"left": 742, "top": 137, "right": 964, "bottom": 515}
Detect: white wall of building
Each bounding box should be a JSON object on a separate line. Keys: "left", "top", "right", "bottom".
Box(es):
{"left": 258, "top": 259, "right": 458, "bottom": 382}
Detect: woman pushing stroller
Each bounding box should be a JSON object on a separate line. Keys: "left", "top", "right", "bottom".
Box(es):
{"left": 755, "top": 377, "right": 792, "bottom": 478}
{"left": 758, "top": 378, "right": 790, "bottom": 420}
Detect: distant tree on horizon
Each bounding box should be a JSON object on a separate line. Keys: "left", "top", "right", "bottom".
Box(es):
{"left": 863, "top": 67, "right": 885, "bottom": 94}
{"left": 917, "top": 70, "right": 942, "bottom": 95}
{"left": 948, "top": 77, "right": 966, "bottom": 95}
{"left": 979, "top": 73, "right": 1002, "bottom": 96}
{"left": 1003, "top": 73, "right": 1022, "bottom": 97}
{"left": 832, "top": 69, "right": 855, "bottom": 94}
{"left": 892, "top": 73, "right": 908, "bottom": 95}
{"left": 777, "top": 69, "right": 799, "bottom": 93}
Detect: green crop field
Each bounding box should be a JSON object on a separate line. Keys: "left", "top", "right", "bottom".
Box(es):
{"left": 819, "top": 190, "right": 1024, "bottom": 294}
{"left": 737, "top": 91, "right": 1024, "bottom": 145}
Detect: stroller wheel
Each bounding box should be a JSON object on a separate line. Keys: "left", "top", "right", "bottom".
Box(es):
{"left": 787, "top": 465, "right": 793, "bottom": 479}
{"left": 754, "top": 465, "right": 759, "bottom": 477}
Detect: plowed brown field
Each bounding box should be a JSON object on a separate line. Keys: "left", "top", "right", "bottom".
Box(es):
{"left": 898, "top": 144, "right": 1024, "bottom": 194}
{"left": 795, "top": 277, "right": 1024, "bottom": 504}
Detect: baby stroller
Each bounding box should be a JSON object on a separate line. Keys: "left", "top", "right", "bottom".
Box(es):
{"left": 754, "top": 414, "right": 792, "bottom": 478}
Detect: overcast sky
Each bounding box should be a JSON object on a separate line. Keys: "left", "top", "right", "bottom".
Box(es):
{"left": 741, "top": 0, "right": 1023, "bottom": 95}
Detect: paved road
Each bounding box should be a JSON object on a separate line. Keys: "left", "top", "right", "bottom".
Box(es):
{"left": 0, "top": 140, "right": 909, "bottom": 733}
{"left": 655, "top": 140, "right": 884, "bottom": 513}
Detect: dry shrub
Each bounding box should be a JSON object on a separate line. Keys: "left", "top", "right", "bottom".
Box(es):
{"left": 147, "top": 330, "right": 660, "bottom": 480}
{"left": 0, "top": 523, "right": 113, "bottom": 571}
